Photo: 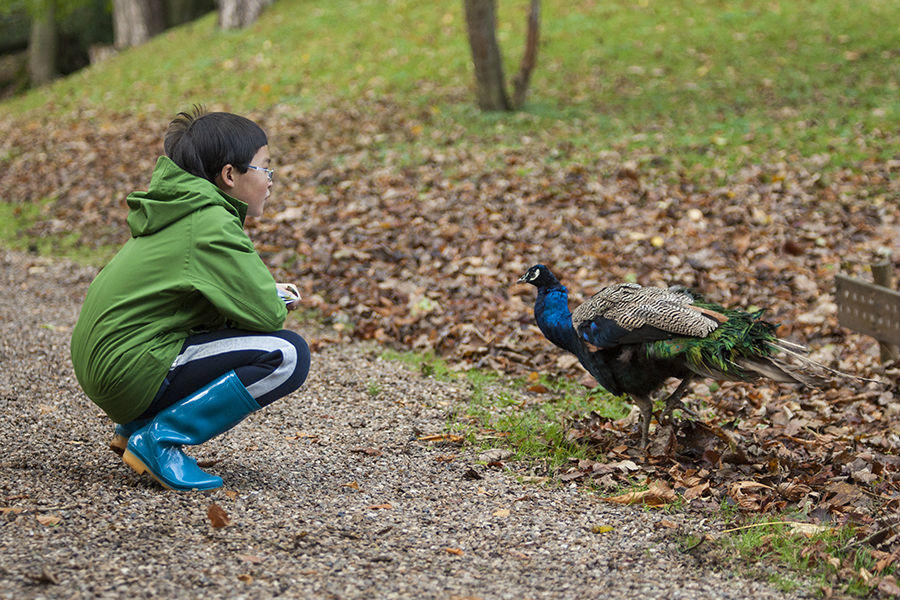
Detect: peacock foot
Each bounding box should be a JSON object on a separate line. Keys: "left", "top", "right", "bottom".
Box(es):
{"left": 660, "top": 400, "right": 698, "bottom": 425}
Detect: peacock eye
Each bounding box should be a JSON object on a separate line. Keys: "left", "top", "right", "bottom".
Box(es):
{"left": 529, "top": 269, "right": 540, "bottom": 281}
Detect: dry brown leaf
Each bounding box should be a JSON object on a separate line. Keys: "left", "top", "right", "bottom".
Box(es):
{"left": 684, "top": 482, "right": 710, "bottom": 501}
{"left": 237, "top": 554, "right": 264, "bottom": 564}
{"left": 876, "top": 552, "right": 899, "bottom": 573}
{"left": 417, "top": 433, "right": 464, "bottom": 443}
{"left": 878, "top": 575, "right": 900, "bottom": 597}
{"left": 658, "top": 519, "right": 678, "bottom": 529}
{"left": 207, "top": 503, "right": 230, "bottom": 528}
{"left": 35, "top": 514, "right": 61, "bottom": 526}
{"left": 604, "top": 480, "right": 676, "bottom": 507}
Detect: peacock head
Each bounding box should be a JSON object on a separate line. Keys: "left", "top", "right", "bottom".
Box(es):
{"left": 517, "top": 264, "right": 560, "bottom": 288}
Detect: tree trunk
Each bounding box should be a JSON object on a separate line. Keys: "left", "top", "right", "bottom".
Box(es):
{"left": 217, "top": 0, "right": 273, "bottom": 30}
{"left": 27, "top": 0, "right": 56, "bottom": 87}
{"left": 463, "top": 0, "right": 511, "bottom": 111}
{"left": 510, "top": 0, "right": 540, "bottom": 109}
{"left": 113, "top": 0, "right": 167, "bottom": 49}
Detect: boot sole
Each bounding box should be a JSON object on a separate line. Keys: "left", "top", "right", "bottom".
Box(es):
{"left": 122, "top": 449, "right": 175, "bottom": 491}
{"left": 109, "top": 434, "right": 128, "bottom": 456}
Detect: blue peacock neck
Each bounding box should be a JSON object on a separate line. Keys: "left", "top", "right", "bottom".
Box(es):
{"left": 534, "top": 285, "right": 581, "bottom": 356}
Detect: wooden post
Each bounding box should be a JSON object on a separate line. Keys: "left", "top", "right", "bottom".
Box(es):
{"left": 871, "top": 261, "right": 900, "bottom": 362}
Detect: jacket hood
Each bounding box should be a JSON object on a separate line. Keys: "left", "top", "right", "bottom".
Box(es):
{"left": 126, "top": 156, "right": 248, "bottom": 237}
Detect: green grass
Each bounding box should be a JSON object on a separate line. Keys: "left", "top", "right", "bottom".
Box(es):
{"left": 365, "top": 381, "right": 382, "bottom": 398}
{"left": 692, "top": 513, "right": 898, "bottom": 597}
{"left": 381, "top": 347, "right": 630, "bottom": 474}
{"left": 4, "top": 0, "right": 900, "bottom": 174}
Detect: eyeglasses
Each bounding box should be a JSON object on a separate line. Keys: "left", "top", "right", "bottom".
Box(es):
{"left": 246, "top": 165, "right": 275, "bottom": 181}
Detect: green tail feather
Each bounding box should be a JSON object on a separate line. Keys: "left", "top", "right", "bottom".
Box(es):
{"left": 646, "top": 299, "right": 780, "bottom": 380}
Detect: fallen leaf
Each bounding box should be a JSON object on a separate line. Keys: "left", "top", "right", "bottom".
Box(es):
{"left": 684, "top": 482, "right": 710, "bottom": 501}
{"left": 237, "top": 554, "right": 264, "bottom": 564}
{"left": 350, "top": 446, "right": 382, "bottom": 456}
{"left": 368, "top": 503, "right": 393, "bottom": 510}
{"left": 26, "top": 566, "right": 58, "bottom": 585}
{"left": 614, "top": 460, "right": 640, "bottom": 472}
{"left": 462, "top": 467, "right": 483, "bottom": 480}
{"left": 444, "top": 547, "right": 464, "bottom": 556}
{"left": 658, "top": 519, "right": 678, "bottom": 529}
{"left": 604, "top": 480, "right": 676, "bottom": 506}
{"left": 876, "top": 552, "right": 898, "bottom": 573}
{"left": 207, "top": 503, "right": 230, "bottom": 528}
{"left": 788, "top": 522, "right": 832, "bottom": 538}
{"left": 418, "top": 433, "right": 465, "bottom": 444}
{"left": 493, "top": 508, "right": 511, "bottom": 517}
{"left": 35, "top": 514, "right": 61, "bottom": 526}
{"left": 477, "top": 449, "right": 513, "bottom": 462}
{"left": 878, "top": 575, "right": 900, "bottom": 597}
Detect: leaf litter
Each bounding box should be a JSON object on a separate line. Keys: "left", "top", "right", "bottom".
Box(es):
{"left": 1, "top": 102, "right": 898, "bottom": 563}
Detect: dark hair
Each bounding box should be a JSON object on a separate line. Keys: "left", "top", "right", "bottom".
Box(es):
{"left": 164, "top": 105, "right": 268, "bottom": 183}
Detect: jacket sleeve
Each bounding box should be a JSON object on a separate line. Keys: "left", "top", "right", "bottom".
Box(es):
{"left": 187, "top": 208, "right": 288, "bottom": 332}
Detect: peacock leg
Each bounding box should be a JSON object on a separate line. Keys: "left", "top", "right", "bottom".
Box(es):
{"left": 630, "top": 395, "right": 654, "bottom": 447}
{"left": 659, "top": 377, "right": 696, "bottom": 424}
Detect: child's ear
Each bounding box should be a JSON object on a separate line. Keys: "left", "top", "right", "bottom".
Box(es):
{"left": 215, "top": 164, "right": 236, "bottom": 190}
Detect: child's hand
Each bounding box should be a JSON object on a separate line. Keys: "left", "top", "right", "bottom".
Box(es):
{"left": 276, "top": 283, "right": 301, "bottom": 311}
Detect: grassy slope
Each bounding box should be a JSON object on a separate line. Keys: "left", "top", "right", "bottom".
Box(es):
{"left": 4, "top": 0, "right": 900, "bottom": 172}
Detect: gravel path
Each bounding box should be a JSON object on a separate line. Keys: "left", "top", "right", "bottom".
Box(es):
{"left": 0, "top": 249, "right": 808, "bottom": 599}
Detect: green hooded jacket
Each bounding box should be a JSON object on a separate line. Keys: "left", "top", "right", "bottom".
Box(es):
{"left": 71, "top": 156, "right": 287, "bottom": 423}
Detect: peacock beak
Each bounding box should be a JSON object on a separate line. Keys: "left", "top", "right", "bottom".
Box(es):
{"left": 516, "top": 274, "right": 528, "bottom": 283}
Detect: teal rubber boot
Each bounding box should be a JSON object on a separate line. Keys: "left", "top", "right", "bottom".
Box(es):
{"left": 122, "top": 371, "right": 260, "bottom": 491}
{"left": 109, "top": 419, "right": 150, "bottom": 456}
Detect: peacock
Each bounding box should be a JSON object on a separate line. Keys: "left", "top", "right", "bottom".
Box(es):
{"left": 518, "top": 264, "right": 830, "bottom": 447}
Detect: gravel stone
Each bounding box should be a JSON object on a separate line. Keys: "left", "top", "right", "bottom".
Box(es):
{"left": 0, "top": 249, "right": 809, "bottom": 599}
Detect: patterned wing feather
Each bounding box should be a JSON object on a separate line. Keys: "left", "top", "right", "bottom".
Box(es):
{"left": 572, "top": 283, "right": 719, "bottom": 347}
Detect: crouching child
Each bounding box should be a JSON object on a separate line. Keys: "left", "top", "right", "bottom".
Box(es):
{"left": 70, "top": 106, "right": 310, "bottom": 491}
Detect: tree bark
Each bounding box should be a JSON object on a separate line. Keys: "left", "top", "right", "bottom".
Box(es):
{"left": 113, "top": 0, "right": 167, "bottom": 49}
{"left": 217, "top": 0, "right": 273, "bottom": 30}
{"left": 463, "top": 0, "right": 511, "bottom": 111}
{"left": 27, "top": 0, "right": 56, "bottom": 87}
{"left": 510, "top": 0, "right": 539, "bottom": 109}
